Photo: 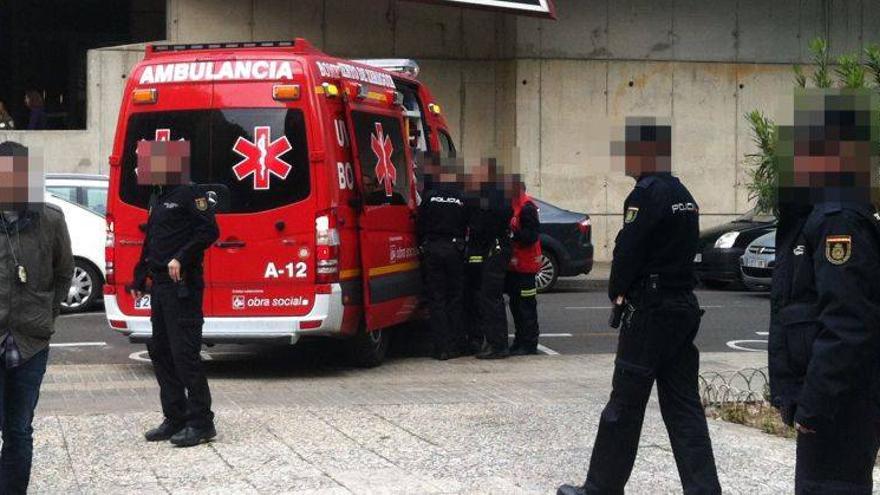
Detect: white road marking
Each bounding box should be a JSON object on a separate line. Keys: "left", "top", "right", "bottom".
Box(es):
{"left": 537, "top": 344, "right": 560, "bottom": 356}
{"left": 128, "top": 350, "right": 246, "bottom": 363}
{"left": 566, "top": 305, "right": 724, "bottom": 310}
{"left": 726, "top": 339, "right": 768, "bottom": 352}
{"left": 58, "top": 312, "right": 104, "bottom": 318}
{"left": 509, "top": 333, "right": 572, "bottom": 338}
{"left": 50, "top": 341, "right": 107, "bottom": 348}
{"left": 755, "top": 331, "right": 769, "bottom": 336}
{"left": 129, "top": 351, "right": 152, "bottom": 363}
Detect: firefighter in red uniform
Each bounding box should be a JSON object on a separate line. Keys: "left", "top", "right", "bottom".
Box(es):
{"left": 505, "top": 180, "right": 541, "bottom": 355}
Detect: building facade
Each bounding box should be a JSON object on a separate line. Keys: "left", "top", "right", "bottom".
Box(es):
{"left": 2, "top": 0, "right": 876, "bottom": 259}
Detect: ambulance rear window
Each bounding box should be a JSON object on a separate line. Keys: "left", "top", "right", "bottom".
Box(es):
{"left": 120, "top": 109, "right": 309, "bottom": 213}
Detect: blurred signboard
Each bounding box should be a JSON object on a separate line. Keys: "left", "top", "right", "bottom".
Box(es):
{"left": 404, "top": 0, "right": 557, "bottom": 19}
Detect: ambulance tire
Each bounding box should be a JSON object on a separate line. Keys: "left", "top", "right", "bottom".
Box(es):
{"left": 348, "top": 323, "right": 390, "bottom": 368}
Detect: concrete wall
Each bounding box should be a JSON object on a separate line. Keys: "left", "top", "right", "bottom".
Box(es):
{"left": 12, "top": 0, "right": 880, "bottom": 261}
{"left": 512, "top": 0, "right": 880, "bottom": 258}
{"left": 0, "top": 44, "right": 144, "bottom": 175}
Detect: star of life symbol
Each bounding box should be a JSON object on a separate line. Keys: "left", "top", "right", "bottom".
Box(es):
{"left": 371, "top": 123, "right": 396, "bottom": 197}
{"left": 232, "top": 126, "right": 293, "bottom": 190}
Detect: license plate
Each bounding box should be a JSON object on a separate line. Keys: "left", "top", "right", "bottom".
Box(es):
{"left": 745, "top": 259, "right": 767, "bottom": 268}
{"left": 135, "top": 295, "right": 152, "bottom": 310}
{"left": 693, "top": 253, "right": 702, "bottom": 263}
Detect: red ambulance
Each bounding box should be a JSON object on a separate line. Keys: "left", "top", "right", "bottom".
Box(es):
{"left": 104, "top": 39, "right": 456, "bottom": 366}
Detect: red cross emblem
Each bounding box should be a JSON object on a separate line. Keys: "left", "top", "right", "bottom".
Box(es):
{"left": 232, "top": 126, "right": 293, "bottom": 190}
{"left": 371, "top": 123, "right": 396, "bottom": 197}
{"left": 154, "top": 129, "right": 171, "bottom": 141}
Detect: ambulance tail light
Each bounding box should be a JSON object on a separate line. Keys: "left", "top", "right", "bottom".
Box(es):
{"left": 104, "top": 215, "right": 117, "bottom": 295}
{"left": 132, "top": 89, "right": 158, "bottom": 105}
{"left": 108, "top": 320, "right": 128, "bottom": 330}
{"left": 315, "top": 210, "right": 340, "bottom": 284}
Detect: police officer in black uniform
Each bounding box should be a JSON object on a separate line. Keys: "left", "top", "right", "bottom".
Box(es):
{"left": 468, "top": 161, "right": 514, "bottom": 360}
{"left": 769, "top": 89, "right": 880, "bottom": 494}
{"left": 418, "top": 163, "right": 467, "bottom": 360}
{"left": 558, "top": 118, "right": 720, "bottom": 495}
{"left": 130, "top": 138, "right": 220, "bottom": 448}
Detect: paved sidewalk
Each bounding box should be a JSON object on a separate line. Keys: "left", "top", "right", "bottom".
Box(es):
{"left": 29, "top": 352, "right": 878, "bottom": 494}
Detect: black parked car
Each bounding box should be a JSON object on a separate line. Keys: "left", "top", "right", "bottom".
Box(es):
{"left": 533, "top": 198, "right": 594, "bottom": 292}
{"left": 695, "top": 209, "right": 776, "bottom": 288}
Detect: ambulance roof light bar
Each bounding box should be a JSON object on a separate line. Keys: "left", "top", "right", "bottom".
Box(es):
{"left": 151, "top": 40, "right": 296, "bottom": 53}
{"left": 354, "top": 59, "right": 420, "bottom": 79}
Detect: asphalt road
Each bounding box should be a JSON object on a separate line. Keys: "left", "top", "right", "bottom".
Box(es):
{"left": 50, "top": 280, "right": 770, "bottom": 366}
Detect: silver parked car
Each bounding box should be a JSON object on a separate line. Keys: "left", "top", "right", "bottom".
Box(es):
{"left": 740, "top": 230, "right": 775, "bottom": 290}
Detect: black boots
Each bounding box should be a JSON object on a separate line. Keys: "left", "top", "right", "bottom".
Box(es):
{"left": 170, "top": 424, "right": 218, "bottom": 447}
{"left": 556, "top": 485, "right": 587, "bottom": 495}
{"left": 509, "top": 343, "right": 539, "bottom": 356}
{"left": 144, "top": 419, "right": 184, "bottom": 442}
{"left": 476, "top": 346, "right": 509, "bottom": 360}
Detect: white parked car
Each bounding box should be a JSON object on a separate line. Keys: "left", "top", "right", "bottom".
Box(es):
{"left": 45, "top": 174, "right": 108, "bottom": 313}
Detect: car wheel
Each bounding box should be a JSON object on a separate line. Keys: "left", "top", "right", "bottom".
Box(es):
{"left": 536, "top": 251, "right": 559, "bottom": 293}
{"left": 348, "top": 322, "right": 390, "bottom": 368}
{"left": 61, "top": 260, "right": 102, "bottom": 314}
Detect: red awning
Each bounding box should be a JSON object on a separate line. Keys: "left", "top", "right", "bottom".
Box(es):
{"left": 403, "top": 0, "right": 557, "bottom": 19}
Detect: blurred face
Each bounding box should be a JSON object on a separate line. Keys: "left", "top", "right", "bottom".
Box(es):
{"left": 135, "top": 140, "right": 192, "bottom": 186}
{"left": 623, "top": 140, "right": 672, "bottom": 178}
{"left": 793, "top": 140, "right": 872, "bottom": 186}
{"left": 778, "top": 90, "right": 880, "bottom": 205}
{"left": 0, "top": 152, "right": 43, "bottom": 210}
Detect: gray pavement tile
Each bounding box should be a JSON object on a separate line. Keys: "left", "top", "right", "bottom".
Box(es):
{"left": 27, "top": 352, "right": 880, "bottom": 493}
{"left": 30, "top": 417, "right": 81, "bottom": 494}
{"left": 57, "top": 414, "right": 159, "bottom": 488}
{"left": 78, "top": 483, "right": 168, "bottom": 495}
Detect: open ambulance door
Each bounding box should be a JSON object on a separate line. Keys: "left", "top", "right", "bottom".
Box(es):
{"left": 344, "top": 95, "right": 421, "bottom": 332}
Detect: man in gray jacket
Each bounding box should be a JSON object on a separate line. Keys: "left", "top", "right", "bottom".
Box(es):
{"left": 0, "top": 141, "right": 73, "bottom": 494}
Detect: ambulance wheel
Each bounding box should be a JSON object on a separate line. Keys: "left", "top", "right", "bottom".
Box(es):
{"left": 348, "top": 323, "right": 390, "bottom": 368}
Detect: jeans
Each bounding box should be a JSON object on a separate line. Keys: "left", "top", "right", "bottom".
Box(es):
{"left": 0, "top": 348, "right": 49, "bottom": 495}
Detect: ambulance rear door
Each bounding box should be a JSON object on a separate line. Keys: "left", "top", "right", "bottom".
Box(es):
{"left": 344, "top": 96, "right": 420, "bottom": 331}
{"left": 207, "top": 73, "right": 317, "bottom": 319}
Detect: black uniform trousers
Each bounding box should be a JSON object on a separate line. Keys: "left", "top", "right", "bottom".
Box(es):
{"left": 504, "top": 271, "right": 539, "bottom": 350}
{"left": 423, "top": 238, "right": 465, "bottom": 354}
{"left": 146, "top": 275, "right": 214, "bottom": 429}
{"left": 795, "top": 394, "right": 880, "bottom": 494}
{"left": 463, "top": 260, "right": 483, "bottom": 347}
{"left": 479, "top": 247, "right": 511, "bottom": 350}
{"left": 585, "top": 290, "right": 720, "bottom": 495}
